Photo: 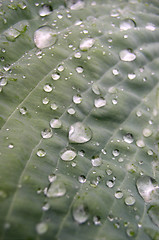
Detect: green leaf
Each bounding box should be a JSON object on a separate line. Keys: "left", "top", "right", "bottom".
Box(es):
{"left": 0, "top": 0, "right": 159, "bottom": 240}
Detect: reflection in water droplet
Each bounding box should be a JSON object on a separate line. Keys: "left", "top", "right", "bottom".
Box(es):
{"left": 72, "top": 204, "right": 89, "bottom": 224}
{"left": 43, "top": 84, "right": 52, "bottom": 92}
{"left": 41, "top": 128, "right": 53, "bottom": 139}
{"left": 39, "top": 4, "right": 52, "bottom": 17}
{"left": 34, "top": 26, "right": 57, "bottom": 49}
{"left": 50, "top": 118, "right": 62, "bottom": 128}
{"left": 136, "top": 176, "right": 159, "bottom": 202}
{"left": 52, "top": 73, "right": 60, "bottom": 80}
{"left": 91, "top": 156, "right": 102, "bottom": 167}
{"left": 123, "top": 133, "right": 134, "bottom": 144}
{"left": 47, "top": 181, "right": 66, "bottom": 197}
{"left": 78, "top": 175, "right": 86, "bottom": 183}
{"left": 115, "top": 191, "right": 123, "bottom": 199}
{"left": 120, "top": 18, "right": 136, "bottom": 30}
{"left": 60, "top": 149, "right": 77, "bottom": 161}
{"left": 125, "top": 196, "right": 135, "bottom": 206}
{"left": 76, "top": 66, "right": 83, "bottom": 74}
{"left": 36, "top": 222, "right": 48, "bottom": 235}
{"left": 148, "top": 205, "right": 159, "bottom": 227}
{"left": 19, "top": 107, "right": 27, "bottom": 115}
{"left": 143, "top": 128, "right": 152, "bottom": 137}
{"left": 119, "top": 49, "right": 136, "bottom": 62}
{"left": 37, "top": 149, "right": 46, "bottom": 157}
{"left": 80, "top": 38, "right": 95, "bottom": 51}
{"left": 112, "top": 149, "right": 120, "bottom": 157}
{"left": 94, "top": 97, "right": 106, "bottom": 108}
{"left": 69, "top": 122, "right": 92, "bottom": 143}
{"left": 73, "top": 94, "right": 82, "bottom": 104}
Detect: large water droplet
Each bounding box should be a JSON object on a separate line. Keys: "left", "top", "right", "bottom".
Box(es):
{"left": 69, "top": 122, "right": 92, "bottom": 143}
{"left": 148, "top": 205, "right": 159, "bottom": 227}
{"left": 94, "top": 97, "right": 106, "bottom": 108}
{"left": 80, "top": 38, "right": 95, "bottom": 51}
{"left": 120, "top": 18, "right": 136, "bottom": 30}
{"left": 136, "top": 176, "right": 159, "bottom": 202}
{"left": 36, "top": 222, "right": 48, "bottom": 235}
{"left": 39, "top": 4, "right": 52, "bottom": 17}
{"left": 119, "top": 49, "right": 136, "bottom": 62}
{"left": 72, "top": 204, "right": 89, "bottom": 224}
{"left": 41, "top": 128, "right": 53, "bottom": 139}
{"left": 50, "top": 118, "right": 62, "bottom": 128}
{"left": 47, "top": 181, "right": 66, "bottom": 197}
{"left": 34, "top": 26, "right": 57, "bottom": 49}
{"left": 123, "top": 133, "right": 134, "bottom": 144}
{"left": 60, "top": 149, "right": 77, "bottom": 161}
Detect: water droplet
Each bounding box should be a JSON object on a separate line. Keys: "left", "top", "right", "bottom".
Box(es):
{"left": 128, "top": 73, "right": 136, "bottom": 80}
{"left": 52, "top": 73, "right": 60, "bottom": 80}
{"left": 72, "top": 204, "right": 89, "bottom": 224}
{"left": 115, "top": 191, "right": 123, "bottom": 199}
{"left": 112, "top": 149, "right": 120, "bottom": 157}
{"left": 51, "top": 103, "right": 58, "bottom": 110}
{"left": 47, "top": 181, "right": 66, "bottom": 197}
{"left": 48, "top": 174, "right": 56, "bottom": 183}
{"left": 69, "top": 0, "right": 85, "bottom": 10}
{"left": 93, "top": 216, "right": 101, "bottom": 225}
{"left": 41, "top": 128, "right": 53, "bottom": 139}
{"left": 145, "top": 23, "right": 156, "bottom": 31}
{"left": 143, "top": 128, "right": 152, "bottom": 137}
{"left": 92, "top": 83, "right": 100, "bottom": 95}
{"left": 106, "top": 180, "right": 115, "bottom": 188}
{"left": 34, "top": 26, "right": 57, "bottom": 49}
{"left": 43, "top": 84, "right": 52, "bottom": 92}
{"left": 74, "top": 52, "right": 81, "bottom": 58}
{"left": 73, "top": 94, "right": 82, "bottom": 104}
{"left": 80, "top": 38, "right": 95, "bottom": 51}
{"left": 42, "top": 202, "right": 50, "bottom": 211}
{"left": 78, "top": 175, "right": 86, "bottom": 183}
{"left": 42, "top": 97, "right": 49, "bottom": 105}
{"left": 94, "top": 97, "right": 106, "bottom": 108}
{"left": 126, "top": 227, "right": 136, "bottom": 237}
{"left": 8, "top": 143, "right": 14, "bottom": 149}
{"left": 136, "top": 176, "right": 159, "bottom": 202}
{"left": 57, "top": 65, "right": 64, "bottom": 72}
{"left": 37, "top": 149, "right": 46, "bottom": 157}
{"left": 67, "top": 107, "right": 76, "bottom": 115}
{"left": 39, "top": 4, "right": 52, "bottom": 17}
{"left": 112, "top": 69, "right": 119, "bottom": 76}
{"left": 136, "top": 139, "right": 145, "bottom": 148}
{"left": 91, "top": 156, "right": 102, "bottom": 167}
{"left": 19, "top": 107, "right": 27, "bottom": 115}
{"left": 148, "top": 205, "right": 159, "bottom": 227}
{"left": 119, "top": 49, "right": 136, "bottom": 62}
{"left": 0, "top": 77, "right": 7, "bottom": 86}
{"left": 69, "top": 122, "right": 92, "bottom": 143}
{"left": 36, "top": 222, "right": 48, "bottom": 235}
{"left": 76, "top": 66, "right": 83, "bottom": 74}
{"left": 123, "top": 133, "right": 134, "bottom": 144}
{"left": 120, "top": 19, "right": 136, "bottom": 30}
{"left": 112, "top": 99, "right": 118, "bottom": 105}
{"left": 50, "top": 118, "right": 62, "bottom": 129}
{"left": 136, "top": 110, "right": 142, "bottom": 117}
{"left": 125, "top": 196, "right": 135, "bottom": 206}
{"left": 4, "top": 28, "right": 20, "bottom": 41}
{"left": 60, "top": 149, "right": 77, "bottom": 161}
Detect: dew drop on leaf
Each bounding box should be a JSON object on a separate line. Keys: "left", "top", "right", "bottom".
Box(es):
{"left": 67, "top": 107, "right": 76, "bottom": 115}
{"left": 126, "top": 227, "right": 136, "bottom": 237}
{"left": 94, "top": 97, "right": 106, "bottom": 108}
{"left": 34, "top": 26, "right": 57, "bottom": 49}
{"left": 123, "top": 133, "right": 134, "bottom": 144}
{"left": 115, "top": 191, "right": 123, "bottom": 199}
{"left": 41, "top": 128, "right": 53, "bottom": 139}
{"left": 128, "top": 73, "right": 136, "bottom": 80}
{"left": 8, "top": 143, "right": 14, "bottom": 149}
{"left": 93, "top": 216, "right": 101, "bottom": 225}
{"left": 57, "top": 65, "right": 64, "bottom": 72}
{"left": 142, "top": 128, "right": 152, "bottom": 137}
{"left": 68, "top": 0, "right": 85, "bottom": 10}
{"left": 119, "top": 49, "right": 136, "bottom": 62}
{"left": 74, "top": 52, "right": 81, "bottom": 58}
{"left": 47, "top": 181, "right": 66, "bottom": 197}
{"left": 112, "top": 149, "right": 120, "bottom": 157}
{"left": 124, "top": 196, "right": 136, "bottom": 206}
{"left": 37, "top": 149, "right": 46, "bottom": 157}
{"left": 80, "top": 38, "right": 95, "bottom": 51}
{"left": 42, "top": 202, "right": 50, "bottom": 211}
{"left": 145, "top": 23, "right": 156, "bottom": 31}
{"left": 52, "top": 73, "right": 60, "bottom": 80}
{"left": 148, "top": 205, "right": 159, "bottom": 227}
{"left": 136, "top": 139, "right": 145, "bottom": 148}
{"left": 60, "top": 149, "right": 77, "bottom": 161}
{"left": 39, "top": 4, "right": 52, "bottom": 17}
{"left": 19, "top": 107, "right": 27, "bottom": 115}
{"left": 42, "top": 97, "right": 49, "bottom": 104}
{"left": 36, "top": 222, "right": 48, "bottom": 235}
{"left": 50, "top": 103, "right": 58, "bottom": 110}
{"left": 50, "top": 118, "right": 62, "bottom": 129}
{"left": 43, "top": 84, "right": 52, "bottom": 92}
{"left": 76, "top": 66, "right": 84, "bottom": 73}
{"left": 92, "top": 83, "right": 100, "bottom": 95}
{"left": 0, "top": 77, "right": 7, "bottom": 86}
{"left": 112, "top": 69, "right": 119, "bottom": 76}
{"left": 72, "top": 204, "right": 89, "bottom": 224}
{"left": 91, "top": 156, "right": 102, "bottom": 167}
{"left": 48, "top": 174, "right": 56, "bottom": 183}
{"left": 106, "top": 180, "right": 115, "bottom": 188}
{"left": 73, "top": 94, "right": 82, "bottom": 104}
{"left": 69, "top": 122, "right": 92, "bottom": 143}
{"left": 120, "top": 18, "right": 136, "bottom": 30}
{"left": 78, "top": 175, "right": 86, "bottom": 183}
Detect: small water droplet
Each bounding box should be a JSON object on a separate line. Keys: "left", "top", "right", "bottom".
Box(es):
{"left": 0, "top": 77, "right": 7, "bottom": 86}
{"left": 80, "top": 38, "right": 95, "bottom": 51}
{"left": 57, "top": 65, "right": 64, "bottom": 72}
{"left": 52, "top": 73, "right": 60, "bottom": 80}
{"left": 50, "top": 118, "right": 62, "bottom": 129}
{"left": 39, "top": 4, "right": 52, "bottom": 17}
{"left": 19, "top": 107, "right": 27, "bottom": 115}
{"left": 120, "top": 18, "right": 136, "bottom": 30}
{"left": 93, "top": 216, "right": 101, "bottom": 225}
{"left": 91, "top": 156, "right": 102, "bottom": 167}
{"left": 42, "top": 202, "right": 50, "bottom": 211}
{"left": 60, "top": 148, "right": 77, "bottom": 161}
{"left": 43, "top": 84, "right": 52, "bottom": 92}
{"left": 136, "top": 139, "right": 145, "bottom": 148}
{"left": 106, "top": 180, "right": 115, "bottom": 188}
{"left": 36, "top": 222, "right": 48, "bottom": 235}
{"left": 67, "top": 107, "right": 76, "bottom": 115}
{"left": 94, "top": 97, "right": 106, "bottom": 108}
{"left": 48, "top": 174, "right": 56, "bottom": 183}
{"left": 51, "top": 103, "right": 58, "bottom": 110}
{"left": 47, "top": 181, "right": 66, "bottom": 197}
{"left": 136, "top": 176, "right": 159, "bottom": 202}
{"left": 8, "top": 143, "right": 14, "bottom": 149}
{"left": 112, "top": 69, "right": 119, "bottom": 76}
{"left": 78, "top": 175, "right": 86, "bottom": 183}
{"left": 69, "top": 122, "right": 92, "bottom": 143}
{"left": 37, "top": 149, "right": 46, "bottom": 157}
{"left": 128, "top": 73, "right": 136, "bottom": 80}
{"left": 115, "top": 191, "right": 123, "bottom": 199}
{"left": 112, "top": 149, "right": 120, "bottom": 157}
{"left": 76, "top": 66, "right": 83, "bottom": 73}
{"left": 136, "top": 110, "right": 142, "bottom": 117}
{"left": 123, "top": 133, "right": 134, "bottom": 144}
{"left": 34, "top": 26, "right": 57, "bottom": 49}
{"left": 42, "top": 97, "right": 49, "bottom": 104}
{"left": 41, "top": 128, "right": 52, "bottom": 139}
{"left": 143, "top": 128, "right": 152, "bottom": 137}
{"left": 119, "top": 49, "right": 136, "bottom": 62}
{"left": 126, "top": 227, "right": 136, "bottom": 237}
{"left": 73, "top": 94, "right": 82, "bottom": 104}
{"left": 74, "top": 52, "right": 81, "bottom": 58}
{"left": 72, "top": 204, "right": 89, "bottom": 224}
{"left": 92, "top": 83, "right": 100, "bottom": 95}
{"left": 148, "top": 205, "right": 159, "bottom": 227}
{"left": 125, "top": 196, "right": 135, "bottom": 206}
